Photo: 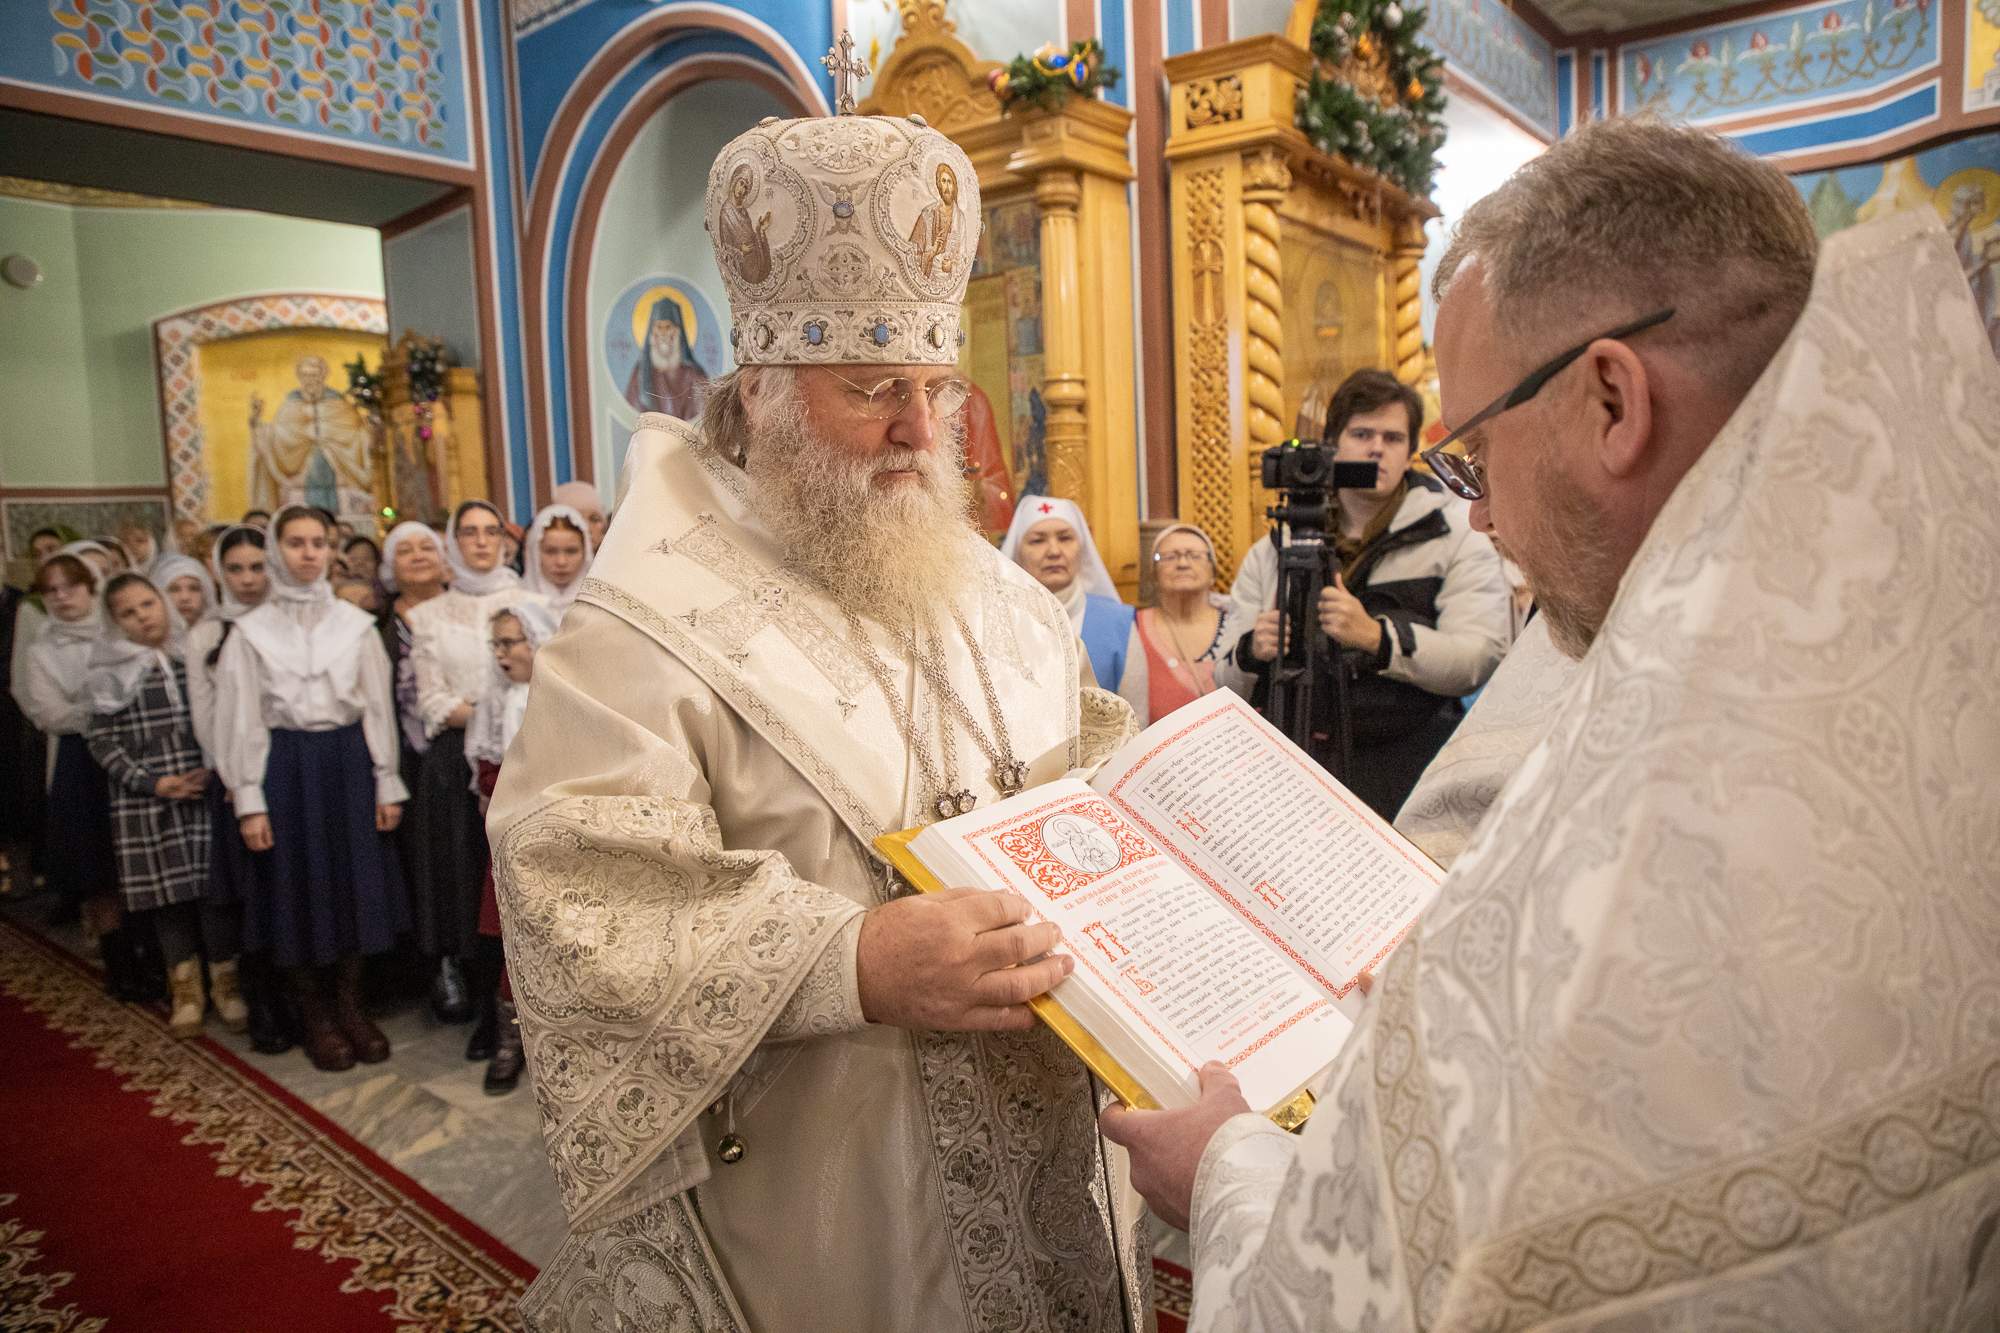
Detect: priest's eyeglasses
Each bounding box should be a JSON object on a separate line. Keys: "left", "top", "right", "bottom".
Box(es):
{"left": 825, "top": 370, "right": 972, "bottom": 421}
{"left": 1420, "top": 308, "right": 1675, "bottom": 503}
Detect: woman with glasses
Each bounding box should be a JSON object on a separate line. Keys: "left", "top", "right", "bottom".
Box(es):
{"left": 1117, "top": 523, "right": 1257, "bottom": 726}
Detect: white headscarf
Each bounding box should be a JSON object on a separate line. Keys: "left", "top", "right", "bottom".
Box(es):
{"left": 86, "top": 574, "right": 189, "bottom": 714}
{"left": 464, "top": 598, "right": 560, "bottom": 770}
{"left": 264, "top": 505, "right": 336, "bottom": 609}
{"left": 520, "top": 503, "right": 594, "bottom": 612}
{"left": 28, "top": 547, "right": 107, "bottom": 704}
{"left": 54, "top": 539, "right": 117, "bottom": 578}
{"left": 234, "top": 506, "right": 374, "bottom": 689}
{"left": 445, "top": 499, "right": 521, "bottom": 597}
{"left": 206, "top": 525, "right": 266, "bottom": 622}
{"left": 999, "top": 495, "right": 1120, "bottom": 631}
{"left": 150, "top": 552, "right": 216, "bottom": 620}
{"left": 377, "top": 520, "right": 447, "bottom": 594}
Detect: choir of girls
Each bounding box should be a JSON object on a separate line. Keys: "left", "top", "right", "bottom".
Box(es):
{"left": 3, "top": 491, "right": 598, "bottom": 1087}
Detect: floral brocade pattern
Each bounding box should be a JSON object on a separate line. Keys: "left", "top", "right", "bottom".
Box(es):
{"left": 704, "top": 113, "right": 981, "bottom": 366}
{"left": 1187, "top": 214, "right": 2000, "bottom": 1330}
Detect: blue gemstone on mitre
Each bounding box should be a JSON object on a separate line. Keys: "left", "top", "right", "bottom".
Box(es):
{"left": 805, "top": 324, "right": 825, "bottom": 345}
{"left": 833, "top": 200, "right": 854, "bottom": 218}
{"left": 872, "top": 322, "right": 891, "bottom": 345}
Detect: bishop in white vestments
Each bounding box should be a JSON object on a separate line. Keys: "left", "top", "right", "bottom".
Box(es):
{"left": 1107, "top": 117, "right": 2000, "bottom": 1330}
{"left": 490, "top": 101, "right": 1149, "bottom": 1331}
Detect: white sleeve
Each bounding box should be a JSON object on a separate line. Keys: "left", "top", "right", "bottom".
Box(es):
{"left": 186, "top": 623, "right": 220, "bottom": 766}
{"left": 1378, "top": 524, "right": 1513, "bottom": 698}
{"left": 357, "top": 632, "right": 410, "bottom": 806}
{"left": 1228, "top": 537, "right": 1279, "bottom": 620}
{"left": 411, "top": 608, "right": 464, "bottom": 738}
{"left": 13, "top": 645, "right": 86, "bottom": 737}
{"left": 213, "top": 628, "right": 274, "bottom": 818}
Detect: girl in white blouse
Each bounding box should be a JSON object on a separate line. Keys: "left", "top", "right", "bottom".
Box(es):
{"left": 12, "top": 552, "right": 131, "bottom": 993}
{"left": 184, "top": 525, "right": 286, "bottom": 1050}
{"left": 405, "top": 500, "right": 541, "bottom": 1026}
{"left": 213, "top": 505, "right": 409, "bottom": 1073}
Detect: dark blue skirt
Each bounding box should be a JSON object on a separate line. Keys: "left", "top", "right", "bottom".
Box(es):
{"left": 248, "top": 724, "right": 410, "bottom": 969}
{"left": 205, "top": 774, "right": 257, "bottom": 906}
{"left": 47, "top": 733, "right": 117, "bottom": 905}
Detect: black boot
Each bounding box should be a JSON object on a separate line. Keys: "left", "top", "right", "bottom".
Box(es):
{"left": 462, "top": 936, "right": 503, "bottom": 1059}
{"left": 243, "top": 955, "right": 294, "bottom": 1055}
{"left": 98, "top": 928, "right": 148, "bottom": 1002}
{"left": 483, "top": 999, "right": 524, "bottom": 1095}
{"left": 429, "top": 955, "right": 471, "bottom": 1023}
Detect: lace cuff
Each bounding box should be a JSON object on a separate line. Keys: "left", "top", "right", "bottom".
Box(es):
{"left": 767, "top": 914, "right": 867, "bottom": 1040}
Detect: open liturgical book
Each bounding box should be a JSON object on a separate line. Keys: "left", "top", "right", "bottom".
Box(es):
{"left": 877, "top": 691, "right": 1444, "bottom": 1125}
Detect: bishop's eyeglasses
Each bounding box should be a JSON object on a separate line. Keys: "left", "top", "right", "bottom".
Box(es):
{"left": 826, "top": 370, "right": 973, "bottom": 421}
{"left": 1420, "top": 308, "right": 1675, "bottom": 503}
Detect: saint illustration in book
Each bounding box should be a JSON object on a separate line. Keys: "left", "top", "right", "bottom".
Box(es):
{"left": 1045, "top": 813, "right": 1120, "bottom": 875}
{"left": 909, "top": 161, "right": 960, "bottom": 279}
{"left": 715, "top": 163, "right": 773, "bottom": 284}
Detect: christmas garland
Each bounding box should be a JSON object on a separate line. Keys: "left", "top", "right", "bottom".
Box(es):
{"left": 988, "top": 40, "right": 1120, "bottom": 113}
{"left": 1295, "top": 0, "right": 1446, "bottom": 198}
{"left": 344, "top": 356, "right": 382, "bottom": 419}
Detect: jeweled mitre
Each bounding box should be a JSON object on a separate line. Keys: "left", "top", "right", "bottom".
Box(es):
{"left": 704, "top": 113, "right": 981, "bottom": 366}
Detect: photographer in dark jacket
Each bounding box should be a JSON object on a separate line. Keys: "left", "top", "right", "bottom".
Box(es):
{"left": 1226, "top": 369, "right": 1512, "bottom": 818}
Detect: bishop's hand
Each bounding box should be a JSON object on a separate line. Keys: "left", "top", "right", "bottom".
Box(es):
{"left": 1099, "top": 1062, "right": 1252, "bottom": 1231}
{"left": 857, "top": 888, "right": 1074, "bottom": 1033}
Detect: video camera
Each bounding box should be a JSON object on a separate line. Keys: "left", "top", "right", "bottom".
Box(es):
{"left": 1258, "top": 437, "right": 1378, "bottom": 780}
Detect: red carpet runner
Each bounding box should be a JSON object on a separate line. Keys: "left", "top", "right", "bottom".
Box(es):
{"left": 0, "top": 917, "right": 533, "bottom": 1330}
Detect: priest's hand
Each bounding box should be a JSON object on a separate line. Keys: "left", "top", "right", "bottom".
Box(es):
{"left": 1317, "top": 575, "right": 1384, "bottom": 654}
{"left": 1099, "top": 1062, "right": 1251, "bottom": 1232}
{"left": 239, "top": 813, "right": 274, "bottom": 852}
{"left": 857, "top": 888, "right": 1074, "bottom": 1032}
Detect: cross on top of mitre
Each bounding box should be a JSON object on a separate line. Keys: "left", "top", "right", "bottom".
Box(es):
{"left": 823, "top": 29, "right": 868, "bottom": 114}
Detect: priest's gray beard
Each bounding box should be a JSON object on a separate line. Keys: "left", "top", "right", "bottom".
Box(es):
{"left": 743, "top": 381, "right": 983, "bottom": 630}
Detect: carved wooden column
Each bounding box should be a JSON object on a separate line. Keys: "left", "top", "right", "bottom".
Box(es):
{"left": 1008, "top": 99, "right": 1140, "bottom": 593}
{"left": 1388, "top": 215, "right": 1430, "bottom": 386}
{"left": 1241, "top": 144, "right": 1292, "bottom": 524}
{"left": 1034, "top": 168, "right": 1089, "bottom": 504}
{"left": 1165, "top": 32, "right": 1438, "bottom": 581}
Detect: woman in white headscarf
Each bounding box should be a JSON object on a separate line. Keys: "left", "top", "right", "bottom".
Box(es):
{"left": 152, "top": 553, "right": 216, "bottom": 628}
{"left": 212, "top": 505, "right": 409, "bottom": 1071}
{"left": 519, "top": 502, "right": 593, "bottom": 617}
{"left": 85, "top": 571, "right": 214, "bottom": 1036}
{"left": 183, "top": 525, "right": 275, "bottom": 1046}
{"left": 405, "top": 500, "right": 542, "bottom": 1024}
{"left": 13, "top": 549, "right": 129, "bottom": 986}
{"left": 999, "top": 495, "right": 1134, "bottom": 688}
{"left": 462, "top": 597, "right": 559, "bottom": 1092}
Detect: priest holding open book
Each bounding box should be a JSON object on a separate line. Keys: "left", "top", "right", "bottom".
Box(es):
{"left": 1100, "top": 118, "right": 2000, "bottom": 1329}
{"left": 488, "top": 76, "right": 1156, "bottom": 1332}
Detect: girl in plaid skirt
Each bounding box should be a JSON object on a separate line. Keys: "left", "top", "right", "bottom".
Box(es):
{"left": 85, "top": 573, "right": 218, "bottom": 1037}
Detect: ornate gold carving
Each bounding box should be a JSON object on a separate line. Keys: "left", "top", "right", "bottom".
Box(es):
{"left": 0, "top": 174, "right": 203, "bottom": 210}
{"left": 1036, "top": 169, "right": 1090, "bottom": 510}
{"left": 891, "top": 56, "right": 997, "bottom": 133}
{"left": 1185, "top": 75, "right": 1244, "bottom": 129}
{"left": 1242, "top": 147, "right": 1290, "bottom": 509}
{"left": 897, "top": 0, "right": 953, "bottom": 34}
{"left": 1391, "top": 257, "right": 1426, "bottom": 386}
{"left": 1185, "top": 167, "right": 1238, "bottom": 583}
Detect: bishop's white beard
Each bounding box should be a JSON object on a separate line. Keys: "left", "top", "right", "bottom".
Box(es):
{"left": 743, "top": 384, "right": 982, "bottom": 630}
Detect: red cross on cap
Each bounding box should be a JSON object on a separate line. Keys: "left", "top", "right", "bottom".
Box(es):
{"left": 1038, "top": 501, "right": 1055, "bottom": 514}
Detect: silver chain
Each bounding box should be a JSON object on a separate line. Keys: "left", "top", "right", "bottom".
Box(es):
{"left": 840, "top": 610, "right": 977, "bottom": 822}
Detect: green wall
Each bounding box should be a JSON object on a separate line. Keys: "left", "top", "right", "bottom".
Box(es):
{"left": 0, "top": 196, "right": 384, "bottom": 489}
